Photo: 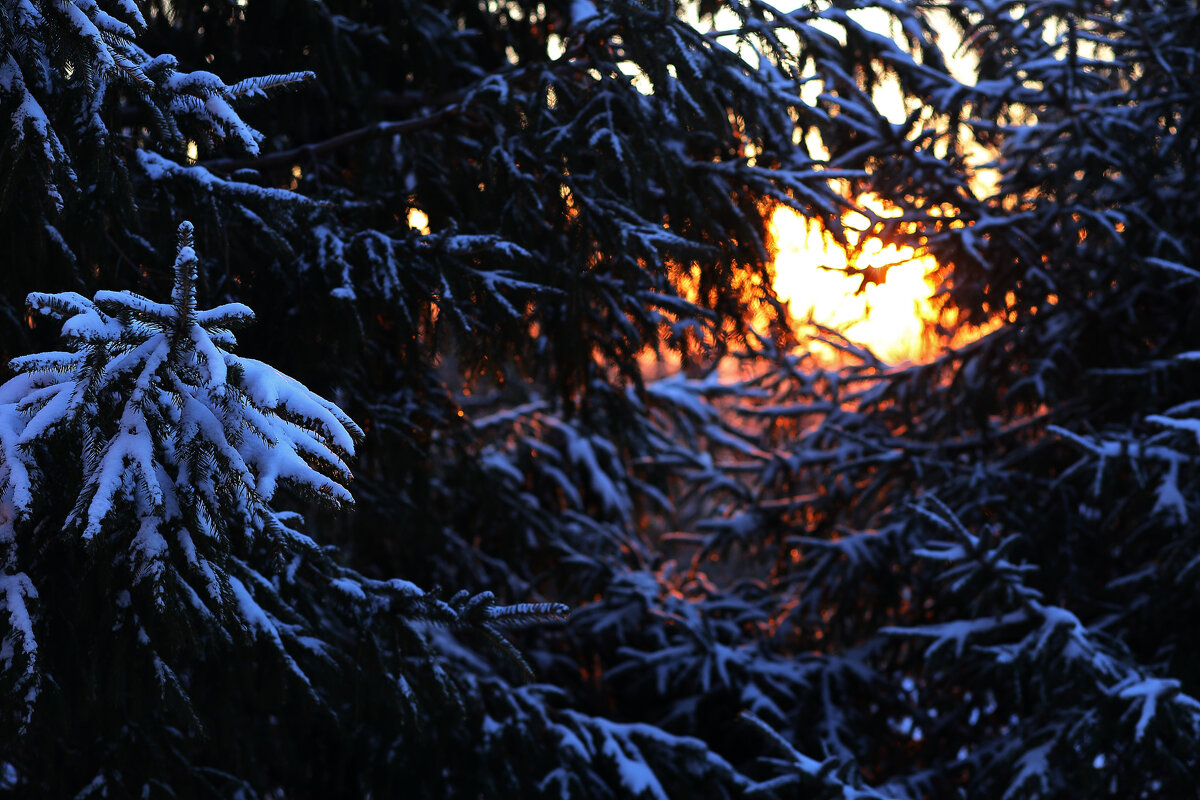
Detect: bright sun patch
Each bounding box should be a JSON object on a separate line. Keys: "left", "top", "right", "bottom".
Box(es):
{"left": 769, "top": 203, "right": 939, "bottom": 363}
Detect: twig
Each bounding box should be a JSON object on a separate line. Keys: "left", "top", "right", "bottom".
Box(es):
{"left": 201, "top": 107, "right": 463, "bottom": 173}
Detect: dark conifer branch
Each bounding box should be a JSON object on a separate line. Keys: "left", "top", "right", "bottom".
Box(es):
{"left": 201, "top": 107, "right": 467, "bottom": 173}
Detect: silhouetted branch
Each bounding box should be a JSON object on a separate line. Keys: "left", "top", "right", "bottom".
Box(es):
{"left": 201, "top": 107, "right": 464, "bottom": 173}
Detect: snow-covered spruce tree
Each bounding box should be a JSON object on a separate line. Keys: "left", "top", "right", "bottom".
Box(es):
{"left": 0, "top": 0, "right": 322, "bottom": 370}
{"left": 0, "top": 223, "right": 576, "bottom": 794}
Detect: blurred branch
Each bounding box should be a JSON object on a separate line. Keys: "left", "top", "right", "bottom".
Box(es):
{"left": 198, "top": 39, "right": 592, "bottom": 175}
{"left": 201, "top": 107, "right": 467, "bottom": 173}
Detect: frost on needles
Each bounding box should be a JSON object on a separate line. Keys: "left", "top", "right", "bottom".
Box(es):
{"left": 0, "top": 220, "right": 364, "bottom": 728}
{"left": 0, "top": 222, "right": 566, "bottom": 734}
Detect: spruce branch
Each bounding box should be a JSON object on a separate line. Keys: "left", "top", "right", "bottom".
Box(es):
{"left": 200, "top": 108, "right": 467, "bottom": 174}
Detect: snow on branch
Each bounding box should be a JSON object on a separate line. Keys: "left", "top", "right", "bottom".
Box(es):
{"left": 2, "top": 220, "right": 364, "bottom": 552}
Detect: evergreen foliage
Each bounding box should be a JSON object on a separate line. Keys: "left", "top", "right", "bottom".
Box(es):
{"left": 3, "top": 0, "right": 1200, "bottom": 797}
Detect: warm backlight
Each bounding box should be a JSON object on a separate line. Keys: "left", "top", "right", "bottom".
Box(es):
{"left": 770, "top": 204, "right": 939, "bottom": 363}
{"left": 407, "top": 207, "right": 431, "bottom": 235}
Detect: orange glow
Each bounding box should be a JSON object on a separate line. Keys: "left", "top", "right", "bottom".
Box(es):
{"left": 407, "top": 207, "right": 431, "bottom": 235}
{"left": 770, "top": 203, "right": 939, "bottom": 363}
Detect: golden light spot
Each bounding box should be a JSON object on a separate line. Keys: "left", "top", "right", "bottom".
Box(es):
{"left": 407, "top": 208, "right": 431, "bottom": 235}
{"left": 770, "top": 203, "right": 938, "bottom": 363}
